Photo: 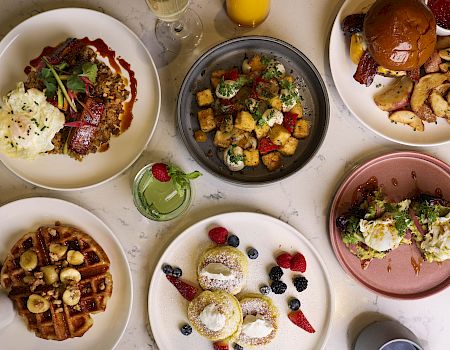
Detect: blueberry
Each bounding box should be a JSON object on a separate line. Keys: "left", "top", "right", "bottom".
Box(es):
{"left": 227, "top": 234, "right": 240, "bottom": 247}
{"left": 259, "top": 285, "right": 271, "bottom": 295}
{"left": 233, "top": 343, "right": 244, "bottom": 350}
{"left": 269, "top": 266, "right": 283, "bottom": 281}
{"left": 288, "top": 297, "right": 301, "bottom": 311}
{"left": 271, "top": 280, "right": 287, "bottom": 294}
{"left": 180, "top": 324, "right": 192, "bottom": 336}
{"left": 293, "top": 276, "right": 308, "bottom": 292}
{"left": 162, "top": 264, "right": 173, "bottom": 275}
{"left": 247, "top": 247, "right": 259, "bottom": 259}
{"left": 172, "top": 267, "right": 183, "bottom": 278}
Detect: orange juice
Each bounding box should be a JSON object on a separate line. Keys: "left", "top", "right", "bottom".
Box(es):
{"left": 226, "top": 0, "right": 270, "bottom": 27}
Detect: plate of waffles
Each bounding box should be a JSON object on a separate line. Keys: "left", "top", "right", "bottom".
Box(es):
{"left": 0, "top": 197, "right": 132, "bottom": 350}
{"left": 148, "top": 212, "right": 334, "bottom": 350}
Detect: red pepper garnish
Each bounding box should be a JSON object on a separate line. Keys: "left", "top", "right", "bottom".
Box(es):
{"left": 223, "top": 68, "right": 239, "bottom": 81}
{"left": 250, "top": 76, "right": 266, "bottom": 99}
{"left": 258, "top": 137, "right": 280, "bottom": 155}
{"left": 283, "top": 112, "right": 298, "bottom": 133}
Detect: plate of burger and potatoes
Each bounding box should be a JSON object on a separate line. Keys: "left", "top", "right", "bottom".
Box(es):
{"left": 330, "top": 0, "right": 450, "bottom": 146}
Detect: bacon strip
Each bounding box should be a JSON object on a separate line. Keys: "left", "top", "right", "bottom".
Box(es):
{"left": 353, "top": 51, "right": 378, "bottom": 86}
{"left": 406, "top": 68, "right": 421, "bottom": 82}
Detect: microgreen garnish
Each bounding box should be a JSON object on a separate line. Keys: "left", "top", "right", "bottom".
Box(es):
{"left": 167, "top": 166, "right": 202, "bottom": 196}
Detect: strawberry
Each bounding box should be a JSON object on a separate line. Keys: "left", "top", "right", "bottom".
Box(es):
{"left": 213, "top": 340, "right": 229, "bottom": 350}
{"left": 288, "top": 310, "right": 316, "bottom": 333}
{"left": 208, "top": 227, "right": 229, "bottom": 244}
{"left": 166, "top": 275, "right": 198, "bottom": 301}
{"left": 290, "top": 252, "right": 307, "bottom": 272}
{"left": 276, "top": 252, "right": 293, "bottom": 268}
{"left": 151, "top": 163, "right": 171, "bottom": 182}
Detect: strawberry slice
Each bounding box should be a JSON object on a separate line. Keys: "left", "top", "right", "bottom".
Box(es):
{"left": 288, "top": 310, "right": 316, "bottom": 333}
{"left": 276, "top": 252, "right": 293, "bottom": 269}
{"left": 213, "top": 340, "right": 229, "bottom": 350}
{"left": 151, "top": 163, "right": 171, "bottom": 182}
{"left": 208, "top": 227, "right": 229, "bottom": 244}
{"left": 290, "top": 252, "right": 307, "bottom": 272}
{"left": 166, "top": 275, "right": 198, "bottom": 301}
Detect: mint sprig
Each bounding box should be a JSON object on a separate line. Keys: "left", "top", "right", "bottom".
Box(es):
{"left": 167, "top": 166, "right": 202, "bottom": 196}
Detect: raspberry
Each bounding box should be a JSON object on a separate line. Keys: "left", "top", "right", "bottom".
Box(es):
{"left": 208, "top": 227, "right": 229, "bottom": 244}
{"left": 269, "top": 266, "right": 283, "bottom": 281}
{"left": 293, "top": 276, "right": 308, "bottom": 292}
{"left": 151, "top": 163, "right": 171, "bottom": 182}
{"left": 166, "top": 275, "right": 198, "bottom": 301}
{"left": 271, "top": 280, "right": 287, "bottom": 294}
{"left": 213, "top": 340, "right": 229, "bottom": 350}
{"left": 276, "top": 252, "right": 293, "bottom": 268}
{"left": 291, "top": 252, "right": 307, "bottom": 272}
{"left": 288, "top": 310, "right": 316, "bottom": 333}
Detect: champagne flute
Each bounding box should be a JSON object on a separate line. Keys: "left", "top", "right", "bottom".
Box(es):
{"left": 145, "top": 0, "right": 203, "bottom": 53}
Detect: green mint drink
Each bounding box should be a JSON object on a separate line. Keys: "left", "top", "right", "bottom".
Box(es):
{"left": 143, "top": 177, "right": 185, "bottom": 214}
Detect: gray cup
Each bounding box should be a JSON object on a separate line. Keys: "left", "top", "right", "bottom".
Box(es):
{"left": 354, "top": 320, "right": 424, "bottom": 350}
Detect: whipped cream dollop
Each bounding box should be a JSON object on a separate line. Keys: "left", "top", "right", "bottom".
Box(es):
{"left": 242, "top": 315, "right": 273, "bottom": 338}
{"left": 199, "top": 303, "right": 226, "bottom": 332}
{"left": 0, "top": 291, "right": 14, "bottom": 330}
{"left": 200, "top": 263, "right": 235, "bottom": 281}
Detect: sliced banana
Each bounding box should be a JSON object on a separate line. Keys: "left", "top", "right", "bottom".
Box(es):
{"left": 67, "top": 250, "right": 84, "bottom": 265}
{"left": 49, "top": 243, "right": 68, "bottom": 261}
{"left": 62, "top": 287, "right": 81, "bottom": 306}
{"left": 60, "top": 267, "right": 81, "bottom": 284}
{"left": 27, "top": 294, "right": 50, "bottom": 313}
{"left": 41, "top": 265, "right": 59, "bottom": 285}
{"left": 23, "top": 275, "right": 35, "bottom": 284}
{"left": 19, "top": 250, "right": 38, "bottom": 271}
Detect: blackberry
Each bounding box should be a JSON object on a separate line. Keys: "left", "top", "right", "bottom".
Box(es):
{"left": 271, "top": 280, "right": 287, "bottom": 294}
{"left": 247, "top": 247, "right": 259, "bottom": 260}
{"left": 288, "top": 297, "right": 301, "bottom": 311}
{"left": 269, "top": 266, "right": 283, "bottom": 281}
{"left": 180, "top": 324, "right": 192, "bottom": 336}
{"left": 259, "top": 285, "right": 271, "bottom": 295}
{"left": 162, "top": 264, "right": 173, "bottom": 275}
{"left": 293, "top": 276, "right": 308, "bottom": 292}
{"left": 233, "top": 344, "right": 244, "bottom": 350}
{"left": 172, "top": 267, "right": 183, "bottom": 278}
{"left": 227, "top": 234, "right": 240, "bottom": 247}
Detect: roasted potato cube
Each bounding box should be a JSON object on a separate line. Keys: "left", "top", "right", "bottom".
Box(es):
{"left": 279, "top": 136, "right": 299, "bottom": 156}
{"left": 213, "top": 130, "right": 231, "bottom": 148}
{"left": 196, "top": 89, "right": 214, "bottom": 107}
{"left": 194, "top": 130, "right": 207, "bottom": 142}
{"left": 290, "top": 102, "right": 303, "bottom": 117}
{"left": 244, "top": 149, "right": 260, "bottom": 167}
{"left": 262, "top": 151, "right": 282, "bottom": 171}
{"left": 269, "top": 97, "right": 282, "bottom": 110}
{"left": 248, "top": 55, "right": 266, "bottom": 71}
{"left": 235, "top": 111, "right": 256, "bottom": 132}
{"left": 211, "top": 70, "right": 226, "bottom": 89}
{"left": 255, "top": 123, "right": 270, "bottom": 139}
{"left": 268, "top": 124, "right": 291, "bottom": 146}
{"left": 198, "top": 108, "right": 216, "bottom": 132}
{"left": 293, "top": 119, "right": 310, "bottom": 139}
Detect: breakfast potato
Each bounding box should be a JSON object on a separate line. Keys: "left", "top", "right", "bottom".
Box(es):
{"left": 196, "top": 89, "right": 214, "bottom": 107}
{"left": 268, "top": 124, "right": 290, "bottom": 146}
{"left": 243, "top": 149, "right": 260, "bottom": 167}
{"left": 389, "top": 110, "right": 424, "bottom": 132}
{"left": 235, "top": 111, "right": 256, "bottom": 132}
{"left": 197, "top": 108, "right": 216, "bottom": 132}
{"left": 293, "top": 119, "right": 310, "bottom": 139}
{"left": 290, "top": 102, "right": 303, "bottom": 117}
{"left": 213, "top": 130, "right": 231, "bottom": 148}
{"left": 194, "top": 130, "right": 207, "bottom": 142}
{"left": 411, "top": 73, "right": 447, "bottom": 113}
{"left": 373, "top": 76, "right": 414, "bottom": 112}
{"left": 262, "top": 151, "right": 282, "bottom": 171}
{"left": 429, "top": 92, "right": 449, "bottom": 118}
{"left": 248, "top": 55, "right": 266, "bottom": 71}
{"left": 254, "top": 123, "right": 270, "bottom": 139}
{"left": 269, "top": 97, "right": 282, "bottom": 110}
{"left": 211, "top": 70, "right": 226, "bottom": 89}
{"left": 279, "top": 137, "right": 299, "bottom": 156}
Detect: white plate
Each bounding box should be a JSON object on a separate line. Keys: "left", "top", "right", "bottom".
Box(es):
{"left": 0, "top": 8, "right": 161, "bottom": 190}
{"left": 148, "top": 212, "right": 334, "bottom": 350}
{"left": 0, "top": 197, "right": 132, "bottom": 350}
{"left": 329, "top": 0, "right": 450, "bottom": 146}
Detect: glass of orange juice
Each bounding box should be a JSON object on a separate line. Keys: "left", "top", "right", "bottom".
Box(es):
{"left": 226, "top": 0, "right": 271, "bottom": 27}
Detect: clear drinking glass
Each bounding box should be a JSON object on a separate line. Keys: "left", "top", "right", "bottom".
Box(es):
{"left": 145, "top": 0, "right": 203, "bottom": 53}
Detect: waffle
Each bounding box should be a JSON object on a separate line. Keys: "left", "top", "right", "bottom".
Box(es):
{"left": 0, "top": 222, "right": 112, "bottom": 340}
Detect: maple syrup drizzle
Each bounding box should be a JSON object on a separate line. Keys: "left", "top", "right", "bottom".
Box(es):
{"left": 391, "top": 178, "right": 398, "bottom": 187}
{"left": 410, "top": 256, "right": 422, "bottom": 275}
{"left": 352, "top": 176, "right": 379, "bottom": 205}
{"left": 387, "top": 258, "right": 392, "bottom": 273}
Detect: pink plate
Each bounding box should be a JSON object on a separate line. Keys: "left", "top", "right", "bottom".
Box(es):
{"left": 329, "top": 151, "right": 450, "bottom": 299}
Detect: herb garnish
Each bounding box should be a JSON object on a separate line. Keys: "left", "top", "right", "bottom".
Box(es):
{"left": 167, "top": 166, "right": 202, "bottom": 196}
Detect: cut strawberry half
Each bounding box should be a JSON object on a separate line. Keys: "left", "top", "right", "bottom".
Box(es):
{"left": 208, "top": 227, "right": 229, "bottom": 245}
{"left": 151, "top": 163, "right": 171, "bottom": 182}
{"left": 166, "top": 275, "right": 198, "bottom": 301}
{"left": 291, "top": 252, "right": 307, "bottom": 273}
{"left": 288, "top": 310, "right": 316, "bottom": 333}
{"left": 276, "top": 252, "right": 293, "bottom": 269}
{"left": 213, "top": 340, "right": 229, "bottom": 350}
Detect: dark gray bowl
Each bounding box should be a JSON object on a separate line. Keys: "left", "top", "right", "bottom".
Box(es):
{"left": 177, "top": 36, "right": 329, "bottom": 185}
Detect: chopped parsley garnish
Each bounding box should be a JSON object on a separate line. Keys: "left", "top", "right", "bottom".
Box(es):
{"left": 394, "top": 210, "right": 411, "bottom": 236}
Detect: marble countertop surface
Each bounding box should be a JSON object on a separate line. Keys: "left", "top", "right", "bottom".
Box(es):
{"left": 0, "top": 0, "right": 448, "bottom": 349}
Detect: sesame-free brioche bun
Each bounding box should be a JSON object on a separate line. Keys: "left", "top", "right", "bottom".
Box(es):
{"left": 363, "top": 0, "right": 436, "bottom": 70}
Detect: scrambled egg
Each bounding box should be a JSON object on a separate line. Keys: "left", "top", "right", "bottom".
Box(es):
{"left": 421, "top": 213, "right": 450, "bottom": 262}
{"left": 359, "top": 217, "right": 403, "bottom": 252}
{"left": 0, "top": 82, "right": 65, "bottom": 159}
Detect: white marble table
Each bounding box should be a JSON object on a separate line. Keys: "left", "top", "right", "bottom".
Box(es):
{"left": 0, "top": 1, "right": 448, "bottom": 349}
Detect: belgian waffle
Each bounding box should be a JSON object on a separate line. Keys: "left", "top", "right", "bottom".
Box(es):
{"left": 0, "top": 222, "right": 112, "bottom": 340}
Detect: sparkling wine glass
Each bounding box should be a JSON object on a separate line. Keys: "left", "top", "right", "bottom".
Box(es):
{"left": 145, "top": 0, "right": 203, "bottom": 53}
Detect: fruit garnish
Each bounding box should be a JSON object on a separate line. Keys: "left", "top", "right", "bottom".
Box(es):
{"left": 293, "top": 276, "right": 308, "bottom": 292}
{"left": 288, "top": 297, "right": 301, "bottom": 311}
{"left": 288, "top": 310, "right": 316, "bottom": 333}
{"left": 151, "top": 163, "right": 171, "bottom": 182}
{"left": 271, "top": 280, "right": 287, "bottom": 294}
{"left": 213, "top": 340, "right": 229, "bottom": 350}
{"left": 276, "top": 252, "right": 293, "bottom": 268}
{"left": 269, "top": 266, "right": 283, "bottom": 281}
{"left": 180, "top": 324, "right": 192, "bottom": 336}
{"left": 291, "top": 252, "right": 307, "bottom": 272}
{"left": 208, "top": 227, "right": 229, "bottom": 244}
{"left": 227, "top": 234, "right": 240, "bottom": 247}
{"left": 247, "top": 247, "right": 259, "bottom": 259}
{"left": 259, "top": 285, "right": 271, "bottom": 295}
{"left": 166, "top": 275, "right": 198, "bottom": 301}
